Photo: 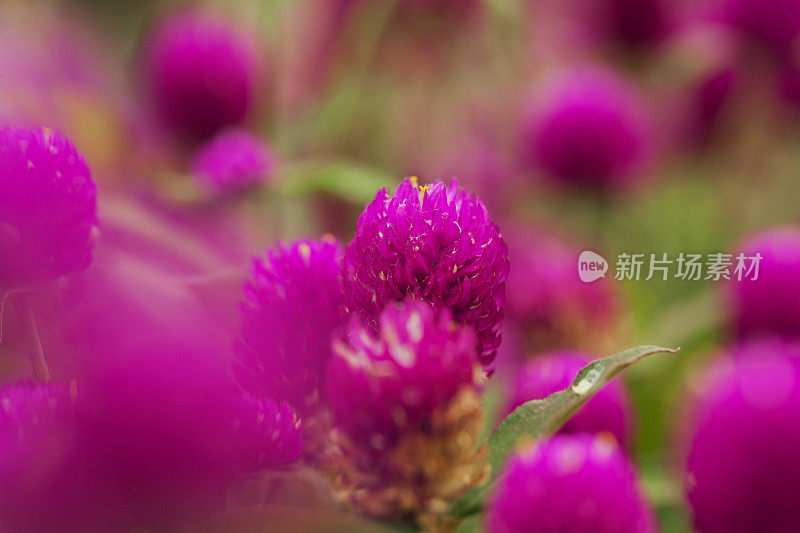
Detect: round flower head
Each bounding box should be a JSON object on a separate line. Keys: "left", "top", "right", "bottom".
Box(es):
{"left": 521, "top": 68, "right": 653, "bottom": 191}
{"left": 192, "top": 129, "right": 277, "bottom": 193}
{"left": 726, "top": 227, "right": 800, "bottom": 341}
{"left": 504, "top": 227, "right": 618, "bottom": 352}
{"left": 682, "top": 344, "right": 800, "bottom": 532}
{"left": 233, "top": 394, "right": 304, "bottom": 471}
{"left": 486, "top": 434, "right": 656, "bottom": 533}
{"left": 344, "top": 177, "right": 509, "bottom": 368}
{"left": 507, "top": 351, "right": 633, "bottom": 447}
{"left": 145, "top": 9, "right": 260, "bottom": 140}
{"left": 0, "top": 126, "right": 97, "bottom": 288}
{"left": 327, "top": 299, "right": 487, "bottom": 525}
{"left": 236, "top": 236, "right": 346, "bottom": 416}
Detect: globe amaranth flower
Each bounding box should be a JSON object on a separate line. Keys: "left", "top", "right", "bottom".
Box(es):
{"left": 192, "top": 129, "right": 277, "bottom": 193}
{"left": 681, "top": 342, "right": 800, "bottom": 533}
{"left": 145, "top": 8, "right": 261, "bottom": 140}
{"left": 236, "top": 236, "right": 346, "bottom": 416}
{"left": 0, "top": 126, "right": 97, "bottom": 289}
{"left": 504, "top": 227, "right": 619, "bottom": 353}
{"left": 486, "top": 434, "right": 656, "bottom": 533}
{"left": 327, "top": 299, "right": 488, "bottom": 528}
{"left": 344, "top": 177, "right": 509, "bottom": 368}
{"left": 520, "top": 67, "right": 653, "bottom": 191}
{"left": 506, "top": 351, "right": 633, "bottom": 448}
{"left": 233, "top": 393, "right": 304, "bottom": 471}
{"left": 725, "top": 226, "right": 800, "bottom": 341}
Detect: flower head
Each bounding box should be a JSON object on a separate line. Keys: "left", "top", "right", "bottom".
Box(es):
{"left": 726, "top": 226, "right": 800, "bottom": 341}
{"left": 236, "top": 236, "right": 346, "bottom": 416}
{"left": 344, "top": 177, "right": 509, "bottom": 368}
{"left": 145, "top": 9, "right": 261, "bottom": 140}
{"left": 520, "top": 68, "right": 653, "bottom": 191}
{"left": 192, "top": 129, "right": 277, "bottom": 193}
{"left": 682, "top": 343, "right": 800, "bottom": 532}
{"left": 486, "top": 434, "right": 656, "bottom": 533}
{"left": 327, "top": 299, "right": 487, "bottom": 526}
{"left": 507, "top": 351, "right": 633, "bottom": 447}
{"left": 0, "top": 126, "right": 97, "bottom": 288}
{"left": 719, "top": 0, "right": 800, "bottom": 58}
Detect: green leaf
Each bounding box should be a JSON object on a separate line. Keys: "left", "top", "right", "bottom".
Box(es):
{"left": 275, "top": 160, "right": 394, "bottom": 205}
{"left": 450, "top": 345, "right": 678, "bottom": 518}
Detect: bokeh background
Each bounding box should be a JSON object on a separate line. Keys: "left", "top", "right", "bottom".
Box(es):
{"left": 2, "top": 0, "right": 800, "bottom": 531}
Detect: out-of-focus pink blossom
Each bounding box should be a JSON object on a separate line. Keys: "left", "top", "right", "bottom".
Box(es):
{"left": 192, "top": 129, "right": 277, "bottom": 193}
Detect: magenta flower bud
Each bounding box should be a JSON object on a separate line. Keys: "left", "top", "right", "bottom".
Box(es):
{"left": 192, "top": 129, "right": 277, "bottom": 193}
{"left": 486, "top": 435, "right": 656, "bottom": 533}
{"left": 504, "top": 228, "right": 618, "bottom": 352}
{"left": 507, "top": 351, "right": 633, "bottom": 447}
{"left": 726, "top": 227, "right": 800, "bottom": 341}
{"left": 234, "top": 394, "right": 304, "bottom": 471}
{"left": 344, "top": 177, "right": 509, "bottom": 368}
{"left": 0, "top": 126, "right": 97, "bottom": 289}
{"left": 682, "top": 344, "right": 800, "bottom": 532}
{"left": 145, "top": 9, "right": 261, "bottom": 140}
{"left": 520, "top": 68, "right": 653, "bottom": 191}
{"left": 236, "top": 236, "right": 346, "bottom": 416}
{"left": 327, "top": 299, "right": 488, "bottom": 524}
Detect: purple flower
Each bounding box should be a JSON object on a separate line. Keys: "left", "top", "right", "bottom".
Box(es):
{"left": 344, "top": 177, "right": 509, "bottom": 368}
{"left": 233, "top": 394, "right": 304, "bottom": 471}
{"left": 0, "top": 382, "right": 104, "bottom": 533}
{"left": 504, "top": 227, "right": 618, "bottom": 353}
{"left": 0, "top": 127, "right": 97, "bottom": 289}
{"left": 192, "top": 129, "right": 277, "bottom": 193}
{"left": 719, "top": 0, "right": 800, "bottom": 58}
{"left": 506, "top": 351, "right": 633, "bottom": 448}
{"left": 682, "top": 343, "right": 800, "bottom": 532}
{"left": 328, "top": 299, "right": 480, "bottom": 446}
{"left": 486, "top": 434, "right": 656, "bottom": 533}
{"left": 236, "top": 236, "right": 346, "bottom": 416}
{"left": 726, "top": 226, "right": 800, "bottom": 341}
{"left": 520, "top": 68, "right": 653, "bottom": 191}
{"left": 145, "top": 8, "right": 261, "bottom": 140}
{"left": 326, "top": 299, "right": 488, "bottom": 525}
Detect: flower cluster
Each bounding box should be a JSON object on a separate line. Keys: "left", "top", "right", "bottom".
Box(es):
{"left": 192, "top": 129, "right": 277, "bottom": 193}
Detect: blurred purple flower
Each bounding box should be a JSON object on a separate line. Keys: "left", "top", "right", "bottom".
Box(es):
{"left": 506, "top": 351, "right": 633, "bottom": 448}
{"left": 504, "top": 227, "right": 618, "bottom": 353}
{"left": 144, "top": 8, "right": 261, "bottom": 141}
{"left": 682, "top": 343, "right": 800, "bottom": 532}
{"left": 0, "top": 381, "right": 120, "bottom": 533}
{"left": 192, "top": 129, "right": 277, "bottom": 193}
{"left": 0, "top": 126, "right": 97, "bottom": 289}
{"left": 520, "top": 68, "right": 654, "bottom": 191}
{"left": 344, "top": 177, "right": 509, "bottom": 368}
{"left": 234, "top": 394, "right": 304, "bottom": 471}
{"left": 726, "top": 226, "right": 800, "bottom": 341}
{"left": 718, "top": 0, "right": 800, "bottom": 59}
{"left": 328, "top": 299, "right": 479, "bottom": 447}
{"left": 236, "top": 236, "right": 346, "bottom": 416}
{"left": 326, "top": 299, "right": 487, "bottom": 524}
{"left": 62, "top": 243, "right": 300, "bottom": 529}
{"left": 486, "top": 434, "right": 656, "bottom": 533}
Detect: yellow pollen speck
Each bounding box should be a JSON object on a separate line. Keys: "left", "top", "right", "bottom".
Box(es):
{"left": 409, "top": 176, "right": 418, "bottom": 185}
